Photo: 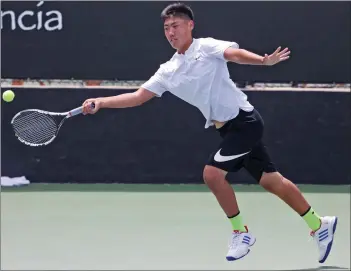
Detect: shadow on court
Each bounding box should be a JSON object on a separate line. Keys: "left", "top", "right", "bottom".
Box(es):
{"left": 288, "top": 266, "right": 350, "bottom": 270}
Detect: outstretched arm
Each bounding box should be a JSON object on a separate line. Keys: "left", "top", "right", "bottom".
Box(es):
{"left": 82, "top": 88, "right": 156, "bottom": 114}
{"left": 224, "top": 46, "right": 290, "bottom": 66}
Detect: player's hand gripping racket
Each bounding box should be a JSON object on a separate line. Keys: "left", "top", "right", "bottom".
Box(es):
{"left": 11, "top": 103, "right": 95, "bottom": 147}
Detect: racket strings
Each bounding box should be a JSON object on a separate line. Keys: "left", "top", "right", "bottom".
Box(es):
{"left": 12, "top": 111, "right": 61, "bottom": 145}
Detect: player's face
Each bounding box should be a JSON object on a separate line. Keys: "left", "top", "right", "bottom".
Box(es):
{"left": 164, "top": 16, "right": 194, "bottom": 52}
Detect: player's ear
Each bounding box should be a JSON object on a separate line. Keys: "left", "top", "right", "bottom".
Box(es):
{"left": 189, "top": 20, "right": 194, "bottom": 31}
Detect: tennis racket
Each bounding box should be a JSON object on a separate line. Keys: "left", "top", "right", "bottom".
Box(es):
{"left": 11, "top": 103, "right": 95, "bottom": 147}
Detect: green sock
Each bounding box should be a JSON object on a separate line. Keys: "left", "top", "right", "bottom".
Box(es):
{"left": 301, "top": 207, "right": 321, "bottom": 231}
{"left": 228, "top": 212, "right": 246, "bottom": 232}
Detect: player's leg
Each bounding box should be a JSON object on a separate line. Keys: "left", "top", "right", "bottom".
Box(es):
{"left": 205, "top": 109, "right": 262, "bottom": 261}
{"left": 203, "top": 165, "right": 241, "bottom": 224}
{"left": 244, "top": 140, "right": 338, "bottom": 263}
{"left": 203, "top": 165, "right": 256, "bottom": 262}
{"left": 260, "top": 171, "right": 315, "bottom": 220}
{"left": 244, "top": 142, "right": 313, "bottom": 215}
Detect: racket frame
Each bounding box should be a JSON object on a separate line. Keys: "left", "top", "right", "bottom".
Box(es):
{"left": 11, "top": 103, "right": 93, "bottom": 147}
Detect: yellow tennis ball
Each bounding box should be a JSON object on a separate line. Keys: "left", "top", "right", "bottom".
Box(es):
{"left": 2, "top": 90, "right": 15, "bottom": 102}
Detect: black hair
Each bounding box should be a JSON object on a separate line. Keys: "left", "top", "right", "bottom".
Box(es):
{"left": 161, "top": 2, "right": 194, "bottom": 21}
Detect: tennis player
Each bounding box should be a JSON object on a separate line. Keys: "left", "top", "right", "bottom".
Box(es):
{"left": 82, "top": 2, "right": 337, "bottom": 263}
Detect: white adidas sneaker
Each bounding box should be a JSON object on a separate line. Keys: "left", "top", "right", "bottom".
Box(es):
{"left": 226, "top": 226, "right": 256, "bottom": 261}
{"left": 310, "top": 216, "right": 338, "bottom": 263}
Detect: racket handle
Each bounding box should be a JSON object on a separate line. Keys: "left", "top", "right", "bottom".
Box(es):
{"left": 69, "top": 102, "right": 96, "bottom": 117}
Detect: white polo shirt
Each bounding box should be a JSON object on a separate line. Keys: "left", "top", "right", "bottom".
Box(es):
{"left": 141, "top": 37, "right": 254, "bottom": 128}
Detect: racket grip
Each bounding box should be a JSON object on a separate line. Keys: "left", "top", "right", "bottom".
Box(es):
{"left": 69, "top": 102, "right": 95, "bottom": 117}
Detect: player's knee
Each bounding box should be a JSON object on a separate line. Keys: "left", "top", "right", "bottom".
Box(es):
{"left": 203, "top": 165, "right": 226, "bottom": 190}
{"left": 259, "top": 171, "right": 284, "bottom": 193}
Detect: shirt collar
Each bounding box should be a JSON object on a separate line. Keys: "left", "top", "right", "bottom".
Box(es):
{"left": 175, "top": 38, "right": 196, "bottom": 58}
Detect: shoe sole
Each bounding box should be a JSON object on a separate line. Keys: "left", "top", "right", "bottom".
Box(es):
{"left": 226, "top": 238, "right": 256, "bottom": 261}
{"left": 226, "top": 250, "right": 250, "bottom": 261}
{"left": 319, "top": 217, "right": 338, "bottom": 263}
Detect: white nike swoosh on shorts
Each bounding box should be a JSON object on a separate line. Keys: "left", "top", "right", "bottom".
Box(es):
{"left": 214, "top": 149, "right": 250, "bottom": 162}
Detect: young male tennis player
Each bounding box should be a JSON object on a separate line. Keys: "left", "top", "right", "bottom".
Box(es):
{"left": 82, "top": 2, "right": 337, "bottom": 263}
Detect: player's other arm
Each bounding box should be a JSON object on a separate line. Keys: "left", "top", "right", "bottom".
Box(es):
{"left": 224, "top": 46, "right": 290, "bottom": 66}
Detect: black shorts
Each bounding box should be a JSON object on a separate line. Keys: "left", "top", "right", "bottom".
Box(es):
{"left": 207, "top": 108, "right": 277, "bottom": 182}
